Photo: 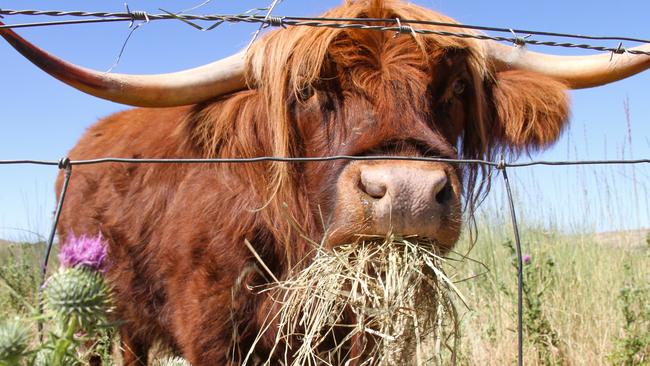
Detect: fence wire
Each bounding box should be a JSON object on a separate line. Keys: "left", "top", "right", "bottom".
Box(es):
{"left": 2, "top": 8, "right": 650, "bottom": 56}
{"left": 1, "top": 156, "right": 649, "bottom": 167}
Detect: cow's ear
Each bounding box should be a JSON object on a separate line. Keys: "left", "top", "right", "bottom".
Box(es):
{"left": 489, "top": 70, "right": 570, "bottom": 151}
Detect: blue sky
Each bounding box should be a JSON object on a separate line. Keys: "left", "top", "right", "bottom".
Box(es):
{"left": 1, "top": 0, "right": 649, "bottom": 241}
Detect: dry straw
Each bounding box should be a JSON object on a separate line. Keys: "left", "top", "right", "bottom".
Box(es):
{"left": 246, "top": 234, "right": 466, "bottom": 365}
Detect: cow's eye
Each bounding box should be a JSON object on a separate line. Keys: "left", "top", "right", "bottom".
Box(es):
{"left": 452, "top": 79, "right": 465, "bottom": 96}
{"left": 298, "top": 85, "right": 315, "bottom": 102}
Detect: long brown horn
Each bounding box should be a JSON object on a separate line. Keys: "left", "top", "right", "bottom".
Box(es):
{"left": 0, "top": 22, "right": 247, "bottom": 107}
{"left": 487, "top": 41, "right": 650, "bottom": 89}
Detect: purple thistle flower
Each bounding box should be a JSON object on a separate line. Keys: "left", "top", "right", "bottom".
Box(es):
{"left": 522, "top": 254, "right": 532, "bottom": 265}
{"left": 59, "top": 233, "right": 108, "bottom": 272}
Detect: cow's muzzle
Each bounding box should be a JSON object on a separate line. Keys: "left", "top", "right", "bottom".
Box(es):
{"left": 328, "top": 160, "right": 462, "bottom": 251}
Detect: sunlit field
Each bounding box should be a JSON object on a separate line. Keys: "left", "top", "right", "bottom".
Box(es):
{"left": 452, "top": 218, "right": 649, "bottom": 365}
{"left": 1, "top": 218, "right": 648, "bottom": 365}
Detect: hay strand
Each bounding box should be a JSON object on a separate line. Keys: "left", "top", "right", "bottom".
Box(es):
{"left": 249, "top": 235, "right": 463, "bottom": 365}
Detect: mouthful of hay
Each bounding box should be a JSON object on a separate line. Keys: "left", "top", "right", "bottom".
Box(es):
{"left": 248, "top": 235, "right": 465, "bottom": 365}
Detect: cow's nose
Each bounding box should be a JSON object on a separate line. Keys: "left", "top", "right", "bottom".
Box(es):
{"left": 360, "top": 166, "right": 450, "bottom": 205}
{"left": 359, "top": 164, "right": 452, "bottom": 235}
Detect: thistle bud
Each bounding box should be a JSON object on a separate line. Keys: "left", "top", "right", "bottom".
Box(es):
{"left": 33, "top": 348, "right": 80, "bottom": 366}
{"left": 43, "top": 267, "right": 110, "bottom": 328}
{"left": 0, "top": 318, "right": 30, "bottom": 364}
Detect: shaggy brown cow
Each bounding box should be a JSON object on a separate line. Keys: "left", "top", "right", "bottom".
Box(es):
{"left": 3, "top": 0, "right": 650, "bottom": 364}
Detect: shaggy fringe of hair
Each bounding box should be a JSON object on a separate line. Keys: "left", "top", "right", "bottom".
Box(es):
{"left": 244, "top": 0, "right": 493, "bottom": 247}
{"left": 181, "top": 0, "right": 497, "bottom": 268}
{"left": 246, "top": 0, "right": 491, "bottom": 183}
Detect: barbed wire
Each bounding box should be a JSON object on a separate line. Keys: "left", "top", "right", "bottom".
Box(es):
{"left": 2, "top": 9, "right": 650, "bottom": 56}
{"left": 2, "top": 8, "right": 649, "bottom": 43}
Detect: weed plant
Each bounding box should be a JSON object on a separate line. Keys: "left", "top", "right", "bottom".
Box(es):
{"left": 607, "top": 263, "right": 650, "bottom": 365}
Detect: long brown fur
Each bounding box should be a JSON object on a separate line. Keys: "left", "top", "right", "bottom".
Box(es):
{"left": 54, "top": 0, "right": 570, "bottom": 364}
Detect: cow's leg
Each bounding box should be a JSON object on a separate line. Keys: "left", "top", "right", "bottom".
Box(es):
{"left": 120, "top": 328, "right": 149, "bottom": 366}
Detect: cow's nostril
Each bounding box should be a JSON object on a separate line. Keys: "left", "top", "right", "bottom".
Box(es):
{"left": 361, "top": 180, "right": 387, "bottom": 199}
{"left": 359, "top": 171, "right": 388, "bottom": 199}
{"left": 435, "top": 179, "right": 453, "bottom": 205}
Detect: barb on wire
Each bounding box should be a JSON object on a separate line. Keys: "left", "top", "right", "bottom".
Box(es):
{"left": 246, "top": 0, "right": 283, "bottom": 52}
{"left": 610, "top": 42, "right": 627, "bottom": 61}
{"left": 106, "top": 3, "right": 150, "bottom": 73}
{"left": 509, "top": 29, "right": 531, "bottom": 48}
{"left": 2, "top": 8, "right": 650, "bottom": 56}
{"left": 393, "top": 18, "right": 415, "bottom": 38}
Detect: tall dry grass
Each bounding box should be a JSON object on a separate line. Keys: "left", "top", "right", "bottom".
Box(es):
{"left": 451, "top": 217, "right": 649, "bottom": 365}
{"left": 450, "top": 99, "right": 650, "bottom": 364}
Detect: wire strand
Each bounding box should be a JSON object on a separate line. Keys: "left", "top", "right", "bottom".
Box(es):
{"left": 2, "top": 9, "right": 650, "bottom": 55}
{"left": 0, "top": 156, "right": 648, "bottom": 167}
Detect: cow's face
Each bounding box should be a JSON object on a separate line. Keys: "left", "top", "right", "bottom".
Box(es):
{"left": 291, "top": 33, "right": 476, "bottom": 250}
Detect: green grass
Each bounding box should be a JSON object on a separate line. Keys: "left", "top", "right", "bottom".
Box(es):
{"left": 0, "top": 241, "right": 56, "bottom": 318}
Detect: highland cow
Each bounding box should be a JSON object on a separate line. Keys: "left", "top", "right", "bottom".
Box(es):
{"left": 2, "top": 0, "right": 650, "bottom": 364}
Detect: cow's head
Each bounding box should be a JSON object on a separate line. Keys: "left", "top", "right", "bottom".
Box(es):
{"left": 3, "top": 0, "right": 650, "bottom": 253}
